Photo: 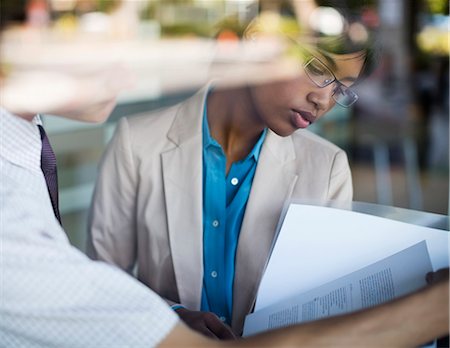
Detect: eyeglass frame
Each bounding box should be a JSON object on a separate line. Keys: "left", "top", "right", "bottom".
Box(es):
{"left": 303, "top": 56, "right": 359, "bottom": 107}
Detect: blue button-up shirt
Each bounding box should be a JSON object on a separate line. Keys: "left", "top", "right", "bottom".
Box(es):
{"left": 201, "top": 99, "right": 267, "bottom": 324}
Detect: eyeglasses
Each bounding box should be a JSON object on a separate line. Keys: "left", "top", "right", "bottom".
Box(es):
{"left": 303, "top": 57, "right": 359, "bottom": 107}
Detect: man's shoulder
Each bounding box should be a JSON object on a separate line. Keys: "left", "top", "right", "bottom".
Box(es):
{"left": 0, "top": 157, "right": 66, "bottom": 241}
{"left": 0, "top": 156, "right": 41, "bottom": 192}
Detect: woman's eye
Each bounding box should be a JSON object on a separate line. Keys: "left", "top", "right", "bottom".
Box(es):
{"left": 309, "top": 64, "right": 326, "bottom": 75}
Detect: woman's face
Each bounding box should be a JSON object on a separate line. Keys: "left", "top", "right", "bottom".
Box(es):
{"left": 249, "top": 50, "right": 366, "bottom": 137}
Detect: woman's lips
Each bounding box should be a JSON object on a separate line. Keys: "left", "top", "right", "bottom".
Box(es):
{"left": 291, "top": 110, "right": 315, "bottom": 129}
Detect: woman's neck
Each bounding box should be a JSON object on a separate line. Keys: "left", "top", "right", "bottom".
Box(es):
{"left": 206, "top": 86, "right": 265, "bottom": 168}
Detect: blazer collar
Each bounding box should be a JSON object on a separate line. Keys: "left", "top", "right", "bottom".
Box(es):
{"left": 232, "top": 129, "right": 299, "bottom": 334}
{"left": 162, "top": 85, "right": 210, "bottom": 310}
{"left": 261, "top": 129, "right": 297, "bottom": 163}
{"left": 167, "top": 84, "right": 211, "bottom": 146}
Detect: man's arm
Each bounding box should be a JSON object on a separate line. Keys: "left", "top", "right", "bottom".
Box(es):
{"left": 1, "top": 168, "right": 179, "bottom": 347}
{"left": 159, "top": 277, "right": 449, "bottom": 347}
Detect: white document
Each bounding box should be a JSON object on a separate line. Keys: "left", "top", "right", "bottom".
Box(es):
{"left": 244, "top": 241, "right": 432, "bottom": 336}
{"left": 255, "top": 204, "right": 449, "bottom": 311}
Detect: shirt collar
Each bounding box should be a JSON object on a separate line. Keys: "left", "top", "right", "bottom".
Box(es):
{"left": 249, "top": 127, "right": 267, "bottom": 161}
{"left": 202, "top": 98, "right": 216, "bottom": 149}
{"left": 0, "top": 107, "right": 42, "bottom": 174}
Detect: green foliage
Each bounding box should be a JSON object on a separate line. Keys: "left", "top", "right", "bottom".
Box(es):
{"left": 426, "top": 0, "right": 449, "bottom": 15}
{"left": 95, "top": 0, "right": 120, "bottom": 13}
{"left": 140, "top": 1, "right": 157, "bottom": 20}
{"left": 161, "top": 23, "right": 212, "bottom": 37}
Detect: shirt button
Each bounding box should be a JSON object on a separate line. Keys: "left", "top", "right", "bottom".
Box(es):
{"left": 231, "top": 177, "right": 239, "bottom": 186}
{"left": 212, "top": 220, "right": 219, "bottom": 228}
{"left": 219, "top": 316, "right": 226, "bottom": 322}
{"left": 211, "top": 271, "right": 218, "bottom": 278}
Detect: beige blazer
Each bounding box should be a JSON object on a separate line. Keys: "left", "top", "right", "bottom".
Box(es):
{"left": 87, "top": 86, "right": 352, "bottom": 334}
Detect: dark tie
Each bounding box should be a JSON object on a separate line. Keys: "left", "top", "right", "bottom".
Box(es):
{"left": 38, "top": 125, "right": 62, "bottom": 224}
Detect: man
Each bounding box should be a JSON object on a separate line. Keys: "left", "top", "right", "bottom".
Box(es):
{"left": 1, "top": 2, "right": 448, "bottom": 347}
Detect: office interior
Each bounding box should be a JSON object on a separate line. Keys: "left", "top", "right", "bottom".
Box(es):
{"left": 3, "top": 0, "right": 448, "bottom": 250}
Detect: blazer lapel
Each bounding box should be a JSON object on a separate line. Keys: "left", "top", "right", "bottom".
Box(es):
{"left": 232, "top": 130, "right": 299, "bottom": 333}
{"left": 161, "top": 87, "right": 209, "bottom": 310}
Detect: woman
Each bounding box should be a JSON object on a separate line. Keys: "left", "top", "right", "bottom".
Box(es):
{"left": 87, "top": 18, "right": 377, "bottom": 337}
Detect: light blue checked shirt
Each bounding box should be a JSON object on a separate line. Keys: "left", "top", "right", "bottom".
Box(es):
{"left": 0, "top": 108, "right": 178, "bottom": 347}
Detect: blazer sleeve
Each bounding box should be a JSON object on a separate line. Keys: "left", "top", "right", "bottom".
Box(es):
{"left": 327, "top": 150, "right": 353, "bottom": 201}
{"left": 87, "top": 117, "right": 138, "bottom": 274}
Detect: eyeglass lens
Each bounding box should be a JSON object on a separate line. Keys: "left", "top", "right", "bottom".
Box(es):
{"left": 304, "top": 58, "right": 335, "bottom": 87}
{"left": 304, "top": 58, "right": 358, "bottom": 107}
{"left": 333, "top": 85, "right": 358, "bottom": 107}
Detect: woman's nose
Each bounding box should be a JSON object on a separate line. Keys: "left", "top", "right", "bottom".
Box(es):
{"left": 307, "top": 83, "right": 336, "bottom": 110}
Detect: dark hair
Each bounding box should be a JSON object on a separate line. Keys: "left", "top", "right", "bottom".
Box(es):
{"left": 315, "top": 32, "right": 382, "bottom": 81}
{"left": 243, "top": 11, "right": 381, "bottom": 82}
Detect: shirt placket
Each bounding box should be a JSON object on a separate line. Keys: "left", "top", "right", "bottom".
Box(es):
{"left": 203, "top": 145, "right": 228, "bottom": 319}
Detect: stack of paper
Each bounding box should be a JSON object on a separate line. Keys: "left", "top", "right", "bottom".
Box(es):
{"left": 243, "top": 204, "right": 449, "bottom": 336}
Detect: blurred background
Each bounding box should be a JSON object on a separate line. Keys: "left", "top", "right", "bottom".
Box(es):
{"left": 1, "top": 0, "right": 448, "bottom": 250}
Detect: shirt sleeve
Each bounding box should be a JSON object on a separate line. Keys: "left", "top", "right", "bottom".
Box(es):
{"left": 0, "top": 161, "right": 179, "bottom": 348}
